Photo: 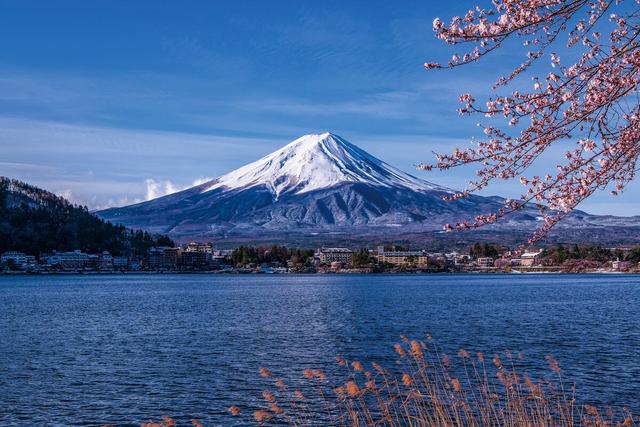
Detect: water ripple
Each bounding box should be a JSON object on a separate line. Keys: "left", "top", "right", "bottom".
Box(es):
{"left": 0, "top": 274, "right": 639, "bottom": 426}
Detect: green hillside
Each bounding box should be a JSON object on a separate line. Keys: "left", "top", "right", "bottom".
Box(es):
{"left": 0, "top": 177, "right": 173, "bottom": 255}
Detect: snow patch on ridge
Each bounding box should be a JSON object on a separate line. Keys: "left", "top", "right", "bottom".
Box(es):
{"left": 203, "top": 132, "right": 450, "bottom": 198}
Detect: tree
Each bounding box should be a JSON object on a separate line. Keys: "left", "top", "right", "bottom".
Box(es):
{"left": 627, "top": 247, "right": 640, "bottom": 262}
{"left": 353, "top": 249, "right": 372, "bottom": 267}
{"left": 469, "top": 242, "right": 501, "bottom": 259}
{"left": 422, "top": 1, "right": 640, "bottom": 243}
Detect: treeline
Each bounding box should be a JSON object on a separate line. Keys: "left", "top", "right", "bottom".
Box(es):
{"left": 0, "top": 177, "right": 173, "bottom": 255}
{"left": 465, "top": 242, "right": 640, "bottom": 264}
{"left": 229, "top": 246, "right": 375, "bottom": 268}
{"left": 230, "top": 245, "right": 314, "bottom": 267}
{"left": 542, "top": 244, "right": 613, "bottom": 264}
{"left": 468, "top": 243, "right": 505, "bottom": 259}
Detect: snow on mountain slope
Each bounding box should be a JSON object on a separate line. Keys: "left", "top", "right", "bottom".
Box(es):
{"left": 202, "top": 132, "right": 450, "bottom": 199}
{"left": 95, "top": 132, "right": 517, "bottom": 239}
{"left": 97, "top": 132, "right": 640, "bottom": 244}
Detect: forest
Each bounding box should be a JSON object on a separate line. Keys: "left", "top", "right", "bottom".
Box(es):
{"left": 0, "top": 177, "right": 173, "bottom": 255}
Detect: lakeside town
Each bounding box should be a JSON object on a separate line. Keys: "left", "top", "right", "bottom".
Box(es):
{"left": 2, "top": 242, "right": 640, "bottom": 274}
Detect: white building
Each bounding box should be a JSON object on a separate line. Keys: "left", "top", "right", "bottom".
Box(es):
{"left": 520, "top": 250, "right": 543, "bottom": 267}
{"left": 317, "top": 248, "right": 354, "bottom": 265}
{"left": 612, "top": 259, "right": 632, "bottom": 271}
{"left": 1, "top": 251, "right": 36, "bottom": 269}
{"left": 186, "top": 242, "right": 213, "bottom": 253}
{"left": 452, "top": 254, "right": 471, "bottom": 265}
{"left": 476, "top": 257, "right": 494, "bottom": 268}
{"left": 46, "top": 250, "right": 89, "bottom": 269}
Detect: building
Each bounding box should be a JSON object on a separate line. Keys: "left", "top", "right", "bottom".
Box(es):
{"left": 180, "top": 242, "right": 214, "bottom": 269}
{"left": 1, "top": 251, "right": 36, "bottom": 269}
{"left": 98, "top": 251, "right": 113, "bottom": 270}
{"left": 476, "top": 257, "right": 494, "bottom": 268}
{"left": 612, "top": 259, "right": 632, "bottom": 271}
{"left": 180, "top": 250, "right": 210, "bottom": 268}
{"left": 494, "top": 258, "right": 511, "bottom": 269}
{"left": 377, "top": 247, "right": 428, "bottom": 266}
{"left": 87, "top": 254, "right": 99, "bottom": 270}
{"left": 520, "top": 250, "right": 543, "bottom": 267}
{"left": 185, "top": 242, "right": 213, "bottom": 254}
{"left": 46, "top": 250, "right": 89, "bottom": 270}
{"left": 148, "top": 247, "right": 181, "bottom": 269}
{"left": 203, "top": 249, "right": 230, "bottom": 267}
{"left": 451, "top": 253, "right": 471, "bottom": 266}
{"left": 112, "top": 256, "right": 129, "bottom": 269}
{"left": 317, "top": 248, "right": 354, "bottom": 265}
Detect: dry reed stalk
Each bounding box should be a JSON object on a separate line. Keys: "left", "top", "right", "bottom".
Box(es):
{"left": 228, "top": 336, "right": 637, "bottom": 427}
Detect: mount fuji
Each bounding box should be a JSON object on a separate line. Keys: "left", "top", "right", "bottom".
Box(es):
{"left": 97, "top": 133, "right": 640, "bottom": 246}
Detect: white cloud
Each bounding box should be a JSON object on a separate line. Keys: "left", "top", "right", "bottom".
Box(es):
{"left": 144, "top": 179, "right": 181, "bottom": 200}
{"left": 144, "top": 176, "right": 213, "bottom": 200}
{"left": 55, "top": 189, "right": 74, "bottom": 202}
{"left": 190, "top": 176, "right": 214, "bottom": 186}
{"left": 0, "top": 116, "right": 280, "bottom": 209}
{"left": 3, "top": 115, "right": 638, "bottom": 216}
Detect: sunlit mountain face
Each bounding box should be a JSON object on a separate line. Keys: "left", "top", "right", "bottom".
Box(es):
{"left": 97, "top": 133, "right": 640, "bottom": 246}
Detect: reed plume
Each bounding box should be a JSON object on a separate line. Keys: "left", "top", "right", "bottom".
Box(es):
{"left": 229, "top": 336, "right": 636, "bottom": 427}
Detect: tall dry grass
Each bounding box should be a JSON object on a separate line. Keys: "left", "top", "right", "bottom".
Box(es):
{"left": 228, "top": 336, "right": 636, "bottom": 427}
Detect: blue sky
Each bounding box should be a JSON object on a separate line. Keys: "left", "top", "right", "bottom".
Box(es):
{"left": 1, "top": 0, "right": 637, "bottom": 214}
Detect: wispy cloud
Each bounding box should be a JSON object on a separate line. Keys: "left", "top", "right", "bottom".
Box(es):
{"left": 2, "top": 114, "right": 636, "bottom": 215}
{"left": 144, "top": 176, "right": 213, "bottom": 200}
{"left": 0, "top": 116, "right": 281, "bottom": 209}
{"left": 144, "top": 179, "right": 180, "bottom": 200}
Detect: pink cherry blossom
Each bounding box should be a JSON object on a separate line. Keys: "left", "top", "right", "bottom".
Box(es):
{"left": 421, "top": 0, "right": 640, "bottom": 244}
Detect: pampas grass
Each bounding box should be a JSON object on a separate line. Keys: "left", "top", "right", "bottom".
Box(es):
{"left": 234, "top": 336, "right": 636, "bottom": 427}
{"left": 139, "top": 336, "right": 636, "bottom": 426}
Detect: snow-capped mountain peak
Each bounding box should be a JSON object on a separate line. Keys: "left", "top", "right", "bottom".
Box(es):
{"left": 203, "top": 132, "right": 449, "bottom": 198}
{"left": 97, "top": 132, "right": 636, "bottom": 244}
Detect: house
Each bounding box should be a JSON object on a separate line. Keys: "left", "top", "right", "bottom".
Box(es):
{"left": 476, "top": 257, "right": 494, "bottom": 268}
{"left": 612, "top": 259, "right": 632, "bottom": 271}
{"left": 317, "top": 248, "right": 354, "bottom": 265}
{"left": 452, "top": 254, "right": 471, "bottom": 265}
{"left": 1, "top": 251, "right": 36, "bottom": 269}
{"left": 128, "top": 259, "right": 142, "bottom": 271}
{"left": 520, "top": 250, "right": 543, "bottom": 267}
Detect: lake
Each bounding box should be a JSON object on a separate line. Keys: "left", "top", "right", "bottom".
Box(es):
{"left": 1, "top": 274, "right": 639, "bottom": 426}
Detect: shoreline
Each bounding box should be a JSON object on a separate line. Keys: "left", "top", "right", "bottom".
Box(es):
{"left": 2, "top": 269, "right": 638, "bottom": 276}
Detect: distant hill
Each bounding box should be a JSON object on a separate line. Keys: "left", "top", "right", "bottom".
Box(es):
{"left": 0, "top": 177, "right": 174, "bottom": 255}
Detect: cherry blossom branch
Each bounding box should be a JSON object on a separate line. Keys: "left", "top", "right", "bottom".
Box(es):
{"left": 422, "top": 0, "right": 640, "bottom": 243}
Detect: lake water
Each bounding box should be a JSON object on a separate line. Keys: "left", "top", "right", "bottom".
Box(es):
{"left": 1, "top": 274, "right": 639, "bottom": 426}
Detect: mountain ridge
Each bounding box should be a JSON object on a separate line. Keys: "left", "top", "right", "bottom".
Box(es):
{"left": 197, "top": 132, "right": 450, "bottom": 199}
{"left": 97, "top": 133, "right": 640, "bottom": 245}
